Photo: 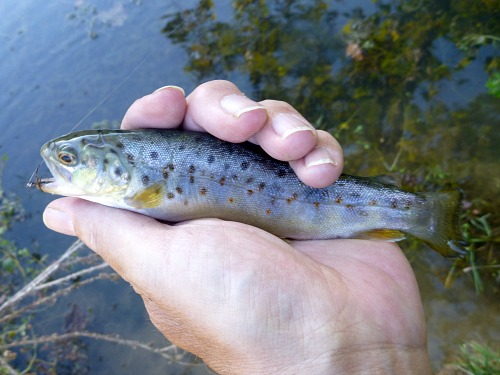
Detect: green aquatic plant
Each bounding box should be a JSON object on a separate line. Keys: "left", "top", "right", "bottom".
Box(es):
{"left": 161, "top": 0, "right": 499, "bottom": 293}
{"left": 453, "top": 341, "right": 500, "bottom": 375}
{"left": 0, "top": 157, "right": 44, "bottom": 295}
{"left": 486, "top": 72, "right": 500, "bottom": 98}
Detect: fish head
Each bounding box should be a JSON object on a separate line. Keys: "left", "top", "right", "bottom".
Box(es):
{"left": 38, "top": 131, "right": 131, "bottom": 198}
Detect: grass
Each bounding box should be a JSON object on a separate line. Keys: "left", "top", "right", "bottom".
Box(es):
{"left": 451, "top": 341, "right": 500, "bottom": 375}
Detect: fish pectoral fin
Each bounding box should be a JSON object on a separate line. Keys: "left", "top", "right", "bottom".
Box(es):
{"left": 125, "top": 182, "right": 165, "bottom": 209}
{"left": 356, "top": 229, "right": 406, "bottom": 242}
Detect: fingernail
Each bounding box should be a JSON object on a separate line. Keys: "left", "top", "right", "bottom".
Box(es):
{"left": 221, "top": 94, "right": 265, "bottom": 117}
{"left": 305, "top": 147, "right": 337, "bottom": 168}
{"left": 271, "top": 113, "right": 314, "bottom": 139}
{"left": 153, "top": 85, "right": 185, "bottom": 96}
{"left": 43, "top": 207, "right": 76, "bottom": 236}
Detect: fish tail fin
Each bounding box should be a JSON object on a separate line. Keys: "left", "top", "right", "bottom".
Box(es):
{"left": 409, "top": 191, "right": 468, "bottom": 258}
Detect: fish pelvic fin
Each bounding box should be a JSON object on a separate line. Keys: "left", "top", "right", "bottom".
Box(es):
{"left": 357, "top": 229, "right": 406, "bottom": 242}
{"left": 125, "top": 182, "right": 166, "bottom": 209}
{"left": 410, "top": 191, "right": 468, "bottom": 258}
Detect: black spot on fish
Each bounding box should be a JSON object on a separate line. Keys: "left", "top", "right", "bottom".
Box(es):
{"left": 114, "top": 167, "right": 122, "bottom": 177}
{"left": 178, "top": 144, "right": 185, "bottom": 151}
{"left": 219, "top": 177, "right": 226, "bottom": 186}
{"left": 207, "top": 155, "right": 215, "bottom": 164}
{"left": 313, "top": 202, "right": 320, "bottom": 209}
{"left": 162, "top": 169, "right": 169, "bottom": 179}
{"left": 126, "top": 153, "right": 135, "bottom": 165}
{"left": 276, "top": 168, "right": 287, "bottom": 178}
{"left": 168, "top": 163, "right": 175, "bottom": 171}
{"left": 167, "top": 192, "right": 175, "bottom": 199}
{"left": 258, "top": 182, "right": 266, "bottom": 191}
{"left": 103, "top": 158, "right": 109, "bottom": 164}
{"left": 345, "top": 204, "right": 353, "bottom": 209}
{"left": 246, "top": 177, "right": 254, "bottom": 184}
{"left": 335, "top": 196, "right": 342, "bottom": 204}
{"left": 200, "top": 187, "right": 207, "bottom": 195}
{"left": 189, "top": 176, "right": 195, "bottom": 184}
{"left": 241, "top": 161, "right": 250, "bottom": 170}
{"left": 176, "top": 187, "right": 183, "bottom": 194}
{"left": 109, "top": 149, "right": 118, "bottom": 155}
{"left": 184, "top": 199, "right": 188, "bottom": 206}
{"left": 369, "top": 200, "right": 377, "bottom": 206}
{"left": 150, "top": 151, "right": 159, "bottom": 160}
{"left": 391, "top": 199, "right": 398, "bottom": 209}
{"left": 228, "top": 197, "right": 234, "bottom": 203}
{"left": 265, "top": 209, "right": 271, "bottom": 215}
{"left": 80, "top": 139, "right": 88, "bottom": 146}
{"left": 141, "top": 175, "right": 150, "bottom": 186}
{"left": 404, "top": 199, "right": 412, "bottom": 210}
{"left": 247, "top": 189, "right": 253, "bottom": 196}
{"left": 189, "top": 165, "right": 196, "bottom": 173}
{"left": 232, "top": 174, "right": 239, "bottom": 181}
{"left": 116, "top": 142, "right": 124, "bottom": 149}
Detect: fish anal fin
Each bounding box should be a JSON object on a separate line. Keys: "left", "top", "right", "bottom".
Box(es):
{"left": 357, "top": 229, "right": 406, "bottom": 242}
{"left": 125, "top": 182, "right": 165, "bottom": 209}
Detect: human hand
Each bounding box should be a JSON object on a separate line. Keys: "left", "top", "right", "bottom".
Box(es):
{"left": 43, "top": 80, "right": 431, "bottom": 374}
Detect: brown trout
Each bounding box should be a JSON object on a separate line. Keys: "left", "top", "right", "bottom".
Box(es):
{"left": 34, "top": 129, "right": 467, "bottom": 257}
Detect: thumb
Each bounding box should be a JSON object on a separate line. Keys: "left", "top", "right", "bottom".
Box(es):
{"left": 43, "top": 197, "right": 173, "bottom": 284}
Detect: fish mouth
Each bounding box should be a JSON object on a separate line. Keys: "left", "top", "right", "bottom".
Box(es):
{"left": 27, "top": 176, "right": 80, "bottom": 196}
{"left": 26, "top": 177, "right": 56, "bottom": 191}
{"left": 28, "top": 156, "right": 73, "bottom": 194}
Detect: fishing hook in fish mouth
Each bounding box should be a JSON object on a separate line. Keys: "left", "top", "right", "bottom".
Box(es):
{"left": 26, "top": 161, "right": 52, "bottom": 190}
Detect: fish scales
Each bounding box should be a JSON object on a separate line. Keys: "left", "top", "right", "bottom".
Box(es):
{"left": 36, "top": 129, "right": 467, "bottom": 258}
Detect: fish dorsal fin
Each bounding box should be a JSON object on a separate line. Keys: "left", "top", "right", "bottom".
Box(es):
{"left": 369, "top": 174, "right": 402, "bottom": 187}
{"left": 356, "top": 229, "right": 406, "bottom": 242}
{"left": 125, "top": 181, "right": 165, "bottom": 209}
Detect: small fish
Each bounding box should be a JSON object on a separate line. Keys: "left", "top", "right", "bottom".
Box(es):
{"left": 33, "top": 129, "right": 467, "bottom": 258}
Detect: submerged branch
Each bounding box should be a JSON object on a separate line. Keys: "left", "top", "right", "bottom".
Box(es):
{"left": 0, "top": 331, "right": 193, "bottom": 365}
{"left": 33, "top": 262, "right": 110, "bottom": 291}
{"left": 0, "top": 239, "right": 86, "bottom": 314}
{"left": 0, "top": 272, "right": 116, "bottom": 324}
{"left": 0, "top": 355, "right": 19, "bottom": 375}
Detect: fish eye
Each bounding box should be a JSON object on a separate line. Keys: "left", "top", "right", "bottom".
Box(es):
{"left": 57, "top": 147, "right": 77, "bottom": 165}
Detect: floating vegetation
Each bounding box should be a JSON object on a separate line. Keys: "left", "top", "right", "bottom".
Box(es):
{"left": 162, "top": 0, "right": 499, "bottom": 293}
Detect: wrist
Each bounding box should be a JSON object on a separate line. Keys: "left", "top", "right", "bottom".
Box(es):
{"left": 235, "top": 344, "right": 432, "bottom": 375}
{"left": 325, "top": 344, "right": 432, "bottom": 375}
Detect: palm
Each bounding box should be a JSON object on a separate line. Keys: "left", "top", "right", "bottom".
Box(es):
{"left": 139, "top": 218, "right": 427, "bottom": 365}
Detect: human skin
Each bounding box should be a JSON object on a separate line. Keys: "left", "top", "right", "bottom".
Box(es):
{"left": 43, "top": 80, "right": 432, "bottom": 374}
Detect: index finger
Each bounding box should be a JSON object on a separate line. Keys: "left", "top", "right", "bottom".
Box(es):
{"left": 121, "top": 85, "right": 187, "bottom": 130}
